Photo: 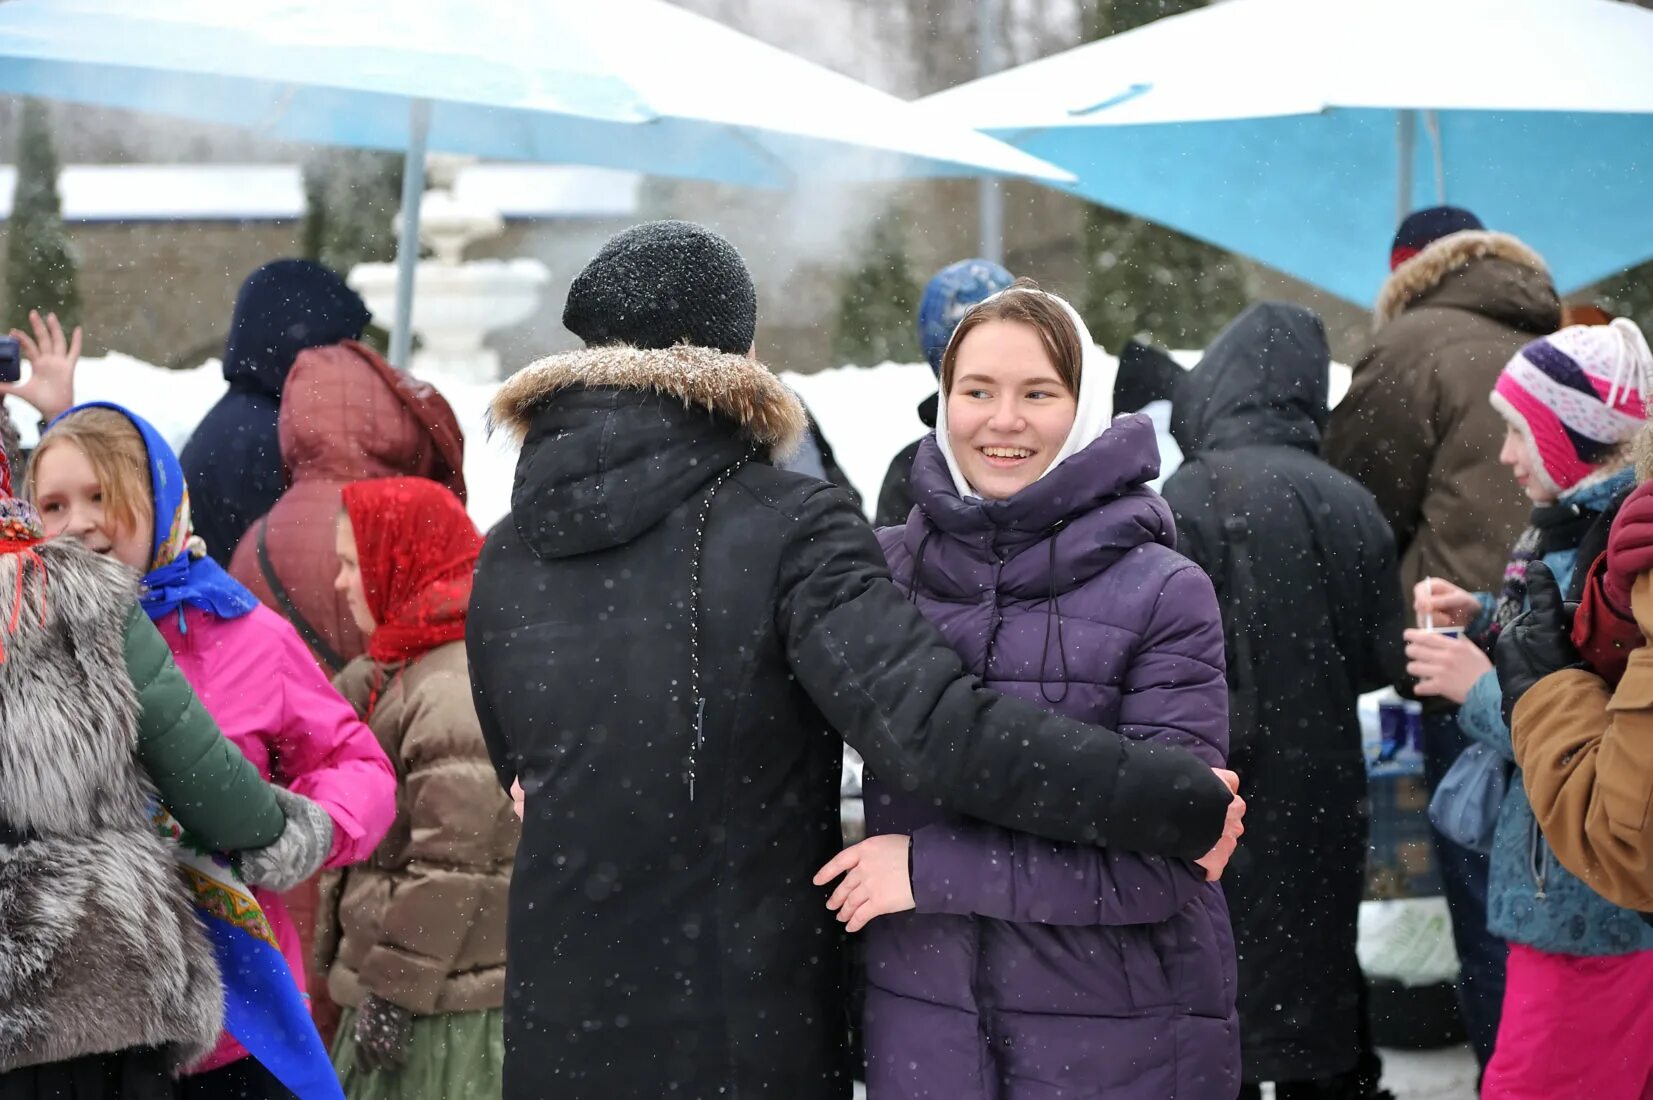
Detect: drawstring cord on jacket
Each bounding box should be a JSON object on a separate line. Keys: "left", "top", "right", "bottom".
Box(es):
{"left": 1040, "top": 522, "right": 1070, "bottom": 704}
{"left": 365, "top": 661, "right": 408, "bottom": 722}
{"left": 908, "top": 522, "right": 1070, "bottom": 701}
{"left": 907, "top": 528, "right": 937, "bottom": 604}
{"left": 686, "top": 449, "right": 755, "bottom": 801}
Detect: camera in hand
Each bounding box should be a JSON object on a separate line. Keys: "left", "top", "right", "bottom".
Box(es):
{"left": 0, "top": 336, "right": 18, "bottom": 385}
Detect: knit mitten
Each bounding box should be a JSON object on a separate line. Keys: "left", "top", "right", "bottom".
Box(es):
{"left": 1605, "top": 482, "right": 1653, "bottom": 614}
{"left": 238, "top": 786, "right": 334, "bottom": 893}
{"left": 1572, "top": 555, "right": 1643, "bottom": 685}
{"left": 353, "top": 993, "right": 414, "bottom": 1073}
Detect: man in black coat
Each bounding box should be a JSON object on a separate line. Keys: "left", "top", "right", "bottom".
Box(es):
{"left": 468, "top": 221, "right": 1241, "bottom": 1100}
{"left": 1157, "top": 304, "right": 1406, "bottom": 1100}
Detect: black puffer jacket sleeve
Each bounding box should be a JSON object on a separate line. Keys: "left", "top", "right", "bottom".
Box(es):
{"left": 775, "top": 484, "right": 1232, "bottom": 859}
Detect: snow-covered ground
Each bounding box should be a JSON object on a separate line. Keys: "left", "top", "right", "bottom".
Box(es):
{"left": 1377, "top": 1047, "right": 1478, "bottom": 1100}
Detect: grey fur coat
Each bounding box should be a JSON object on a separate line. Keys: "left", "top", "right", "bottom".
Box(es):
{"left": 0, "top": 541, "right": 223, "bottom": 1073}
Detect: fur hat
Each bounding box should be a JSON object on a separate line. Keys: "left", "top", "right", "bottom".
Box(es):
{"left": 1491, "top": 319, "right": 1653, "bottom": 495}
{"left": 563, "top": 221, "right": 757, "bottom": 356}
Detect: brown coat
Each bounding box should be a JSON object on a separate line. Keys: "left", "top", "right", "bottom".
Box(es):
{"left": 316, "top": 640, "right": 519, "bottom": 1015}
{"left": 1324, "top": 231, "right": 1561, "bottom": 598}
{"left": 1512, "top": 573, "right": 1653, "bottom": 912}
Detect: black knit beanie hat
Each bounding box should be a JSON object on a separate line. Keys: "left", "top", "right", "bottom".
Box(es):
{"left": 563, "top": 220, "right": 757, "bottom": 355}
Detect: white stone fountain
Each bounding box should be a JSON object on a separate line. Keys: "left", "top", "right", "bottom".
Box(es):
{"left": 349, "top": 156, "right": 550, "bottom": 383}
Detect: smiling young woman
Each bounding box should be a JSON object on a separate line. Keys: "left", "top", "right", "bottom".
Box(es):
{"left": 835, "top": 278, "right": 1242, "bottom": 1100}
{"left": 937, "top": 280, "right": 1084, "bottom": 500}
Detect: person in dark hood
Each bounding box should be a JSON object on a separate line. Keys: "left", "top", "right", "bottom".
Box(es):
{"left": 873, "top": 258, "right": 1014, "bottom": 528}
{"left": 180, "top": 260, "right": 372, "bottom": 566}
{"left": 1157, "top": 303, "right": 1406, "bottom": 1100}
{"left": 467, "top": 221, "right": 1244, "bottom": 1100}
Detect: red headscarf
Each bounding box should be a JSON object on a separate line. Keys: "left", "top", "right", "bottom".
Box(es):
{"left": 340, "top": 477, "right": 481, "bottom": 666}
{"left": 0, "top": 436, "right": 47, "bottom": 662}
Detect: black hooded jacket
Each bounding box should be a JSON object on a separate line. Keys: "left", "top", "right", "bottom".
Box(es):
{"left": 179, "top": 260, "right": 370, "bottom": 564}
{"left": 467, "top": 343, "right": 1236, "bottom": 1100}
{"left": 1161, "top": 304, "right": 1406, "bottom": 1083}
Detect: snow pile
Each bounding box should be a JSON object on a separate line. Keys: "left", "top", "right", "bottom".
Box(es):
{"left": 783, "top": 353, "right": 1348, "bottom": 517}
{"left": 10, "top": 349, "right": 1351, "bottom": 532}
{"left": 6, "top": 355, "right": 520, "bottom": 531}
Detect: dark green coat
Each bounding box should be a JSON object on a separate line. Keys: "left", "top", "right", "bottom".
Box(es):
{"left": 124, "top": 604, "right": 284, "bottom": 849}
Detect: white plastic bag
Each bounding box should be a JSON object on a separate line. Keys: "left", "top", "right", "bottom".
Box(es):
{"left": 1358, "top": 897, "right": 1461, "bottom": 988}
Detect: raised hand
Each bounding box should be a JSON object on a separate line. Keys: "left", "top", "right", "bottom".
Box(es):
{"left": 4, "top": 310, "right": 82, "bottom": 423}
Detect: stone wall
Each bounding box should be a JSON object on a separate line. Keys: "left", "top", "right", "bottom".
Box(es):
{"left": 0, "top": 220, "right": 302, "bottom": 365}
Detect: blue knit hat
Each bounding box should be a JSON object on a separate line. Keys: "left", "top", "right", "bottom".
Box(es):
{"left": 916, "top": 259, "right": 1015, "bottom": 375}
{"left": 1391, "top": 206, "right": 1484, "bottom": 270}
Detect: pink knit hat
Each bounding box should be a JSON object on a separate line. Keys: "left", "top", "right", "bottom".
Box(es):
{"left": 1491, "top": 319, "right": 1653, "bottom": 495}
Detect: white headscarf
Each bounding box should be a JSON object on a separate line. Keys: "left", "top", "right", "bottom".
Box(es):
{"left": 935, "top": 288, "right": 1119, "bottom": 500}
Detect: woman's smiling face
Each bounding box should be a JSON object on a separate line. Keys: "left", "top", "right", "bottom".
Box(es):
{"left": 945, "top": 319, "right": 1077, "bottom": 500}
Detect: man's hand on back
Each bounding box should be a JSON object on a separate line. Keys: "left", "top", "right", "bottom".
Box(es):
{"left": 1194, "top": 769, "right": 1245, "bottom": 882}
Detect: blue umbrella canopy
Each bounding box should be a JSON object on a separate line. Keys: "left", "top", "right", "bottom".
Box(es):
{"left": 0, "top": 0, "right": 1071, "bottom": 363}
{"left": 922, "top": 0, "right": 1653, "bottom": 307}
{"left": 0, "top": 0, "right": 1071, "bottom": 185}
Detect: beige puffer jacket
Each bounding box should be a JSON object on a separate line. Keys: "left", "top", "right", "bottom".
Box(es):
{"left": 317, "top": 640, "right": 519, "bottom": 1015}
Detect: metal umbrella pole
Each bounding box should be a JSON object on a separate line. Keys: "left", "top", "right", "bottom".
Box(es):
{"left": 390, "top": 98, "right": 432, "bottom": 371}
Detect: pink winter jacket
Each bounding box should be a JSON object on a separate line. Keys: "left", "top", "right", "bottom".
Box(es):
{"left": 157, "top": 603, "right": 398, "bottom": 1074}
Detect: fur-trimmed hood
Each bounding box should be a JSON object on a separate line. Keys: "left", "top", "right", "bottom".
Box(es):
{"left": 490, "top": 343, "right": 807, "bottom": 457}
{"left": 492, "top": 344, "right": 808, "bottom": 560}
{"left": 1375, "top": 230, "right": 1558, "bottom": 330}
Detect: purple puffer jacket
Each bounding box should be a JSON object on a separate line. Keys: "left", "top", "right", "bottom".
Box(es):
{"left": 866, "top": 414, "right": 1239, "bottom": 1100}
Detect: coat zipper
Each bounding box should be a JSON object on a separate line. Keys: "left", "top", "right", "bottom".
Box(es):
{"left": 1530, "top": 816, "right": 1548, "bottom": 901}
{"left": 685, "top": 451, "right": 753, "bottom": 801}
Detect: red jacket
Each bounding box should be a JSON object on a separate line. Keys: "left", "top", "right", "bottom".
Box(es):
{"left": 229, "top": 341, "right": 465, "bottom": 675}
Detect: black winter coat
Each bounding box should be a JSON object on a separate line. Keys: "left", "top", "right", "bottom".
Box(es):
{"left": 874, "top": 393, "right": 937, "bottom": 529}
{"left": 1160, "top": 304, "right": 1406, "bottom": 1084}
{"left": 468, "top": 344, "right": 1236, "bottom": 1100}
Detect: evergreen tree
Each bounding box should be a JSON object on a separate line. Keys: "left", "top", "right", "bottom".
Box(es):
{"left": 4, "top": 99, "right": 80, "bottom": 328}
{"left": 301, "top": 148, "right": 403, "bottom": 276}
{"left": 1587, "top": 260, "right": 1653, "bottom": 337}
{"left": 1077, "top": 0, "right": 1248, "bottom": 350}
{"left": 833, "top": 207, "right": 921, "bottom": 365}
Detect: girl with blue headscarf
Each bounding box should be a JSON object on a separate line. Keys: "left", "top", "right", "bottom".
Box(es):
{"left": 30, "top": 403, "right": 397, "bottom": 1100}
